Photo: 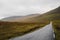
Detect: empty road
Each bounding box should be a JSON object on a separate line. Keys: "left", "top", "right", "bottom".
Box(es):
{"left": 9, "top": 22, "right": 55, "bottom": 40}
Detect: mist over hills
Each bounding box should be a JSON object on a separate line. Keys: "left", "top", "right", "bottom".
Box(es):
{"left": 1, "top": 14, "right": 40, "bottom": 22}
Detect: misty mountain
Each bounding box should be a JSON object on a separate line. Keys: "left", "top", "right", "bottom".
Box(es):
{"left": 1, "top": 14, "right": 40, "bottom": 22}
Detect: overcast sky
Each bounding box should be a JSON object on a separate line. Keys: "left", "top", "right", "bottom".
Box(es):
{"left": 0, "top": 0, "right": 60, "bottom": 18}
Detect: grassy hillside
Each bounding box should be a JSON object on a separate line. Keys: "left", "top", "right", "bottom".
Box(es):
{"left": 0, "top": 21, "right": 49, "bottom": 40}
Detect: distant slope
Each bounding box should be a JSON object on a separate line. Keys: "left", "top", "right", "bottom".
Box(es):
{"left": 1, "top": 14, "right": 40, "bottom": 22}
{"left": 1, "top": 16, "right": 23, "bottom": 21}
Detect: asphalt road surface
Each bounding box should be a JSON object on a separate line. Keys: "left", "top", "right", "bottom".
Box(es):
{"left": 9, "top": 22, "right": 55, "bottom": 40}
